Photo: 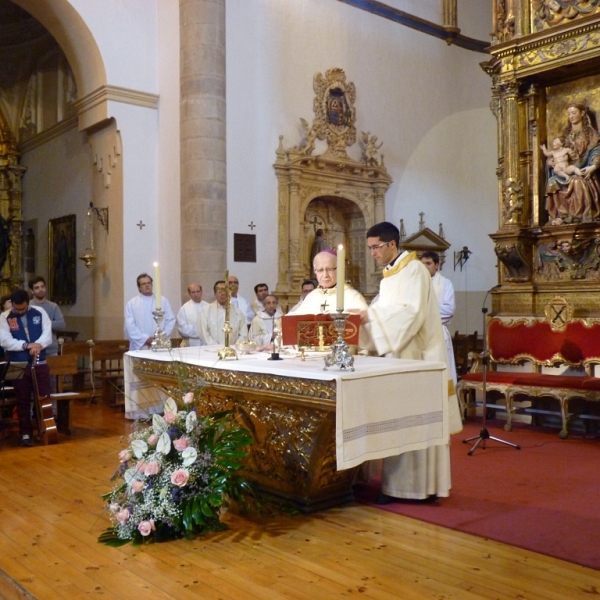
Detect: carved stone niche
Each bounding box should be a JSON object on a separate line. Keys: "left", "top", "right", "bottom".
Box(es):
{"left": 273, "top": 69, "right": 392, "bottom": 310}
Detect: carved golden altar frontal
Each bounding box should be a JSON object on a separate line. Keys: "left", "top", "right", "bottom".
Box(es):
{"left": 130, "top": 355, "right": 353, "bottom": 512}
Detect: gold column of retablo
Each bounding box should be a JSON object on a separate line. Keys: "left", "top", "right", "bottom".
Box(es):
{"left": 218, "top": 269, "right": 238, "bottom": 360}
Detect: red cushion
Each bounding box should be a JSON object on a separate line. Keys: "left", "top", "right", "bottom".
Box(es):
{"left": 488, "top": 319, "right": 600, "bottom": 365}
{"left": 461, "top": 371, "right": 600, "bottom": 392}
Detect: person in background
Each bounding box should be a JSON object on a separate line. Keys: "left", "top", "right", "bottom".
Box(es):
{"left": 28, "top": 276, "right": 65, "bottom": 356}
{"left": 249, "top": 294, "right": 283, "bottom": 351}
{"left": 288, "top": 279, "right": 317, "bottom": 313}
{"left": 228, "top": 275, "right": 254, "bottom": 327}
{"left": 125, "top": 273, "right": 175, "bottom": 350}
{"left": 0, "top": 289, "right": 52, "bottom": 447}
{"left": 198, "top": 281, "right": 247, "bottom": 345}
{"left": 250, "top": 283, "right": 269, "bottom": 317}
{"left": 420, "top": 251, "right": 457, "bottom": 388}
{"left": 176, "top": 283, "right": 208, "bottom": 347}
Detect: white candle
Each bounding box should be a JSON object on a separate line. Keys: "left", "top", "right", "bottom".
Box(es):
{"left": 336, "top": 244, "right": 345, "bottom": 310}
{"left": 153, "top": 262, "right": 162, "bottom": 309}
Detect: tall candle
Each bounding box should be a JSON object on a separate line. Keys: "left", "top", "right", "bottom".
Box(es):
{"left": 336, "top": 244, "right": 345, "bottom": 310}
{"left": 153, "top": 262, "right": 162, "bottom": 309}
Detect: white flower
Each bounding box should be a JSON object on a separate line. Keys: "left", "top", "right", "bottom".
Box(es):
{"left": 156, "top": 431, "right": 172, "bottom": 455}
{"left": 152, "top": 413, "right": 168, "bottom": 435}
{"left": 185, "top": 410, "right": 197, "bottom": 433}
{"left": 131, "top": 439, "right": 148, "bottom": 459}
{"left": 181, "top": 447, "right": 198, "bottom": 466}
{"left": 164, "top": 396, "right": 178, "bottom": 415}
{"left": 123, "top": 467, "right": 138, "bottom": 484}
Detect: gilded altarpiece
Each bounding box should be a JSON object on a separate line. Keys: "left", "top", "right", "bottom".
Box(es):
{"left": 0, "top": 125, "right": 25, "bottom": 296}
{"left": 274, "top": 69, "right": 392, "bottom": 309}
{"left": 485, "top": 1, "right": 600, "bottom": 316}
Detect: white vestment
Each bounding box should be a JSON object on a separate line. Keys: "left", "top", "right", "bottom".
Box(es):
{"left": 287, "top": 283, "right": 368, "bottom": 315}
{"left": 231, "top": 294, "right": 254, "bottom": 326}
{"left": 177, "top": 299, "right": 209, "bottom": 347}
{"left": 124, "top": 294, "right": 175, "bottom": 351}
{"left": 250, "top": 299, "right": 264, "bottom": 317}
{"left": 249, "top": 309, "right": 283, "bottom": 347}
{"left": 124, "top": 294, "right": 175, "bottom": 420}
{"left": 360, "top": 251, "right": 462, "bottom": 500}
{"left": 198, "top": 302, "right": 247, "bottom": 345}
{"left": 431, "top": 272, "right": 457, "bottom": 386}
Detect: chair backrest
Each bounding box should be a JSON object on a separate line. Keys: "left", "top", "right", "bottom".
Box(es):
{"left": 488, "top": 318, "right": 600, "bottom": 367}
{"left": 47, "top": 354, "right": 79, "bottom": 393}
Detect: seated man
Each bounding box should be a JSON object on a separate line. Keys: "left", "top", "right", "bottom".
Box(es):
{"left": 288, "top": 250, "right": 368, "bottom": 315}
{"left": 0, "top": 289, "right": 52, "bottom": 447}
{"left": 288, "top": 279, "right": 317, "bottom": 313}
{"left": 198, "top": 281, "right": 247, "bottom": 345}
{"left": 249, "top": 294, "right": 283, "bottom": 351}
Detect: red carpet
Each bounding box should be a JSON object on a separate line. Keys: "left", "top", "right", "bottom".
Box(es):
{"left": 354, "top": 419, "right": 600, "bottom": 569}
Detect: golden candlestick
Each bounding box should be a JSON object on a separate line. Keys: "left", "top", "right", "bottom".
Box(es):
{"left": 218, "top": 269, "right": 238, "bottom": 360}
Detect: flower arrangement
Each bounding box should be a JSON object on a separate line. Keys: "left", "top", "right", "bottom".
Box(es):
{"left": 99, "top": 390, "right": 254, "bottom": 546}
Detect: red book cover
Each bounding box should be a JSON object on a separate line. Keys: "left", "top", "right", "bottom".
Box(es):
{"left": 281, "top": 313, "right": 360, "bottom": 347}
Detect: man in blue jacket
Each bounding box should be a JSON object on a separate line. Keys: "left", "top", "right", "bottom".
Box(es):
{"left": 0, "top": 289, "right": 52, "bottom": 446}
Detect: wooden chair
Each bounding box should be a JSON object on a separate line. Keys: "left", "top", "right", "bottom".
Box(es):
{"left": 90, "top": 340, "right": 129, "bottom": 407}
{"left": 47, "top": 354, "right": 93, "bottom": 434}
{"left": 453, "top": 330, "right": 478, "bottom": 379}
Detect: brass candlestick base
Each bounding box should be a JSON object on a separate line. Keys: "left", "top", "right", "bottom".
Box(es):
{"left": 151, "top": 310, "right": 172, "bottom": 352}
{"left": 218, "top": 319, "right": 238, "bottom": 360}
{"left": 323, "top": 310, "right": 354, "bottom": 371}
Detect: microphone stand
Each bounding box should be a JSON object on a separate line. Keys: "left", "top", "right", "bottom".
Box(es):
{"left": 463, "top": 286, "right": 521, "bottom": 455}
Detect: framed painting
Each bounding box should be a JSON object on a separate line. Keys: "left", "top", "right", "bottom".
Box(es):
{"left": 48, "top": 214, "right": 76, "bottom": 305}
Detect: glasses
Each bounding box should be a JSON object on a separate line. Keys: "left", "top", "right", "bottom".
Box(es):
{"left": 228, "top": 281, "right": 239, "bottom": 286}
{"left": 367, "top": 241, "right": 390, "bottom": 252}
{"left": 315, "top": 267, "right": 337, "bottom": 275}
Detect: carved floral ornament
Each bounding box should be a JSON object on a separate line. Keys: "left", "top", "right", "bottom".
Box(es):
{"left": 532, "top": 0, "right": 600, "bottom": 32}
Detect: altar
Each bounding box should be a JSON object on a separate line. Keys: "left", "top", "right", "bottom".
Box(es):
{"left": 126, "top": 347, "right": 448, "bottom": 511}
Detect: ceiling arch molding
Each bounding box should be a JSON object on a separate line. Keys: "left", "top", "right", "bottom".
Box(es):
{"left": 11, "top": 0, "right": 108, "bottom": 130}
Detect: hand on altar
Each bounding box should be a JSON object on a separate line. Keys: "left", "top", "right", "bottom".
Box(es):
{"left": 258, "top": 343, "right": 274, "bottom": 352}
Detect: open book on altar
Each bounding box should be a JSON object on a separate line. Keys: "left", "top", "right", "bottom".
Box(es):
{"left": 281, "top": 313, "right": 360, "bottom": 347}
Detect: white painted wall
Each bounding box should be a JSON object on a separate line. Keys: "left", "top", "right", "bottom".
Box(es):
{"left": 226, "top": 0, "right": 497, "bottom": 331}
{"left": 20, "top": 124, "right": 94, "bottom": 323}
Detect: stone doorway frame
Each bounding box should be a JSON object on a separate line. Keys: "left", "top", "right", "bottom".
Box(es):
{"left": 273, "top": 142, "right": 392, "bottom": 308}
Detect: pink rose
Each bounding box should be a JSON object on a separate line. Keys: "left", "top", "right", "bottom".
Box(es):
{"left": 131, "top": 480, "right": 145, "bottom": 493}
{"left": 119, "top": 449, "right": 133, "bottom": 462}
{"left": 116, "top": 508, "right": 130, "bottom": 524}
{"left": 173, "top": 437, "right": 189, "bottom": 452}
{"left": 144, "top": 462, "right": 160, "bottom": 476}
{"left": 163, "top": 411, "right": 177, "bottom": 424}
{"left": 147, "top": 434, "right": 159, "bottom": 446}
{"left": 183, "top": 392, "right": 195, "bottom": 404}
{"left": 170, "top": 468, "right": 190, "bottom": 487}
{"left": 138, "top": 519, "right": 155, "bottom": 537}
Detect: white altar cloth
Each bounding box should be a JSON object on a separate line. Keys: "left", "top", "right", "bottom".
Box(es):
{"left": 125, "top": 346, "right": 448, "bottom": 470}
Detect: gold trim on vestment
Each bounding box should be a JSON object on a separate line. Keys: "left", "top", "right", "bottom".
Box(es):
{"left": 382, "top": 251, "right": 418, "bottom": 278}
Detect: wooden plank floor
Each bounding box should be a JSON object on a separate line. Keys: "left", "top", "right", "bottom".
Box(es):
{"left": 0, "top": 402, "right": 598, "bottom": 600}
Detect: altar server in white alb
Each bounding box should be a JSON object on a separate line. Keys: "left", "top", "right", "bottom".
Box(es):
{"left": 249, "top": 294, "right": 283, "bottom": 351}
{"left": 288, "top": 250, "right": 368, "bottom": 315}
{"left": 177, "top": 283, "right": 208, "bottom": 347}
{"left": 198, "top": 280, "right": 247, "bottom": 345}
{"left": 356, "top": 222, "right": 462, "bottom": 503}
{"left": 125, "top": 273, "right": 175, "bottom": 350}
{"left": 421, "top": 251, "right": 458, "bottom": 387}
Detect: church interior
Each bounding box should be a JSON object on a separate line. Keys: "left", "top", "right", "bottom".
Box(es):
{"left": 1, "top": 0, "right": 600, "bottom": 598}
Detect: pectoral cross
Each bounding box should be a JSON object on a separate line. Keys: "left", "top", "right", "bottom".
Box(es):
{"left": 320, "top": 300, "right": 329, "bottom": 313}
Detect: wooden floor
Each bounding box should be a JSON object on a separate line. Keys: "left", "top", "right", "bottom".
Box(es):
{"left": 0, "top": 403, "right": 599, "bottom": 600}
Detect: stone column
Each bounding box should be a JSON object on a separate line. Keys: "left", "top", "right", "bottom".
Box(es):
{"left": 180, "top": 0, "right": 226, "bottom": 299}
